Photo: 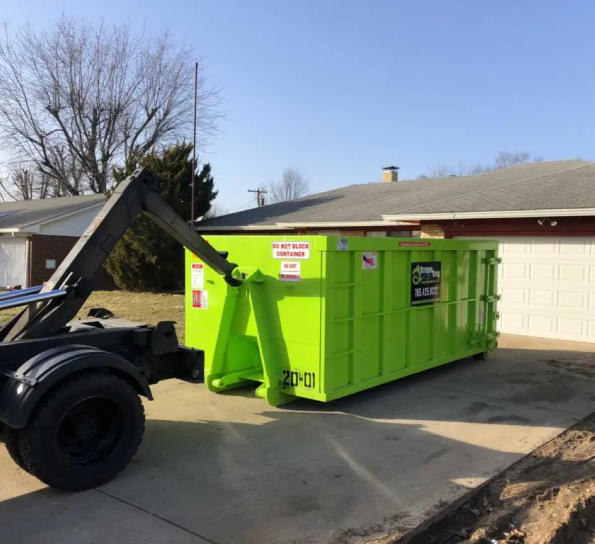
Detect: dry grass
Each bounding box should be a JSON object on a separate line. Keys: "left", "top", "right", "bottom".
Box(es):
{"left": 0, "top": 291, "right": 187, "bottom": 344}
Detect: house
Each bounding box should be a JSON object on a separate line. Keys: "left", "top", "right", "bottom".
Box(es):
{"left": 199, "top": 166, "right": 420, "bottom": 237}
{"left": 199, "top": 159, "right": 595, "bottom": 344}
{"left": 0, "top": 193, "right": 113, "bottom": 289}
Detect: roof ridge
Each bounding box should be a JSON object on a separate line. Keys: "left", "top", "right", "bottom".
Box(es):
{"left": 393, "top": 162, "right": 594, "bottom": 215}
{"left": 284, "top": 164, "right": 543, "bottom": 223}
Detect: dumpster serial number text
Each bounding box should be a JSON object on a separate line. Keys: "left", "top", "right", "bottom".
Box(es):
{"left": 281, "top": 370, "right": 316, "bottom": 389}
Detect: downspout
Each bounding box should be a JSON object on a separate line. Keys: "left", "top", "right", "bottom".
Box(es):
{"left": 25, "top": 236, "right": 31, "bottom": 288}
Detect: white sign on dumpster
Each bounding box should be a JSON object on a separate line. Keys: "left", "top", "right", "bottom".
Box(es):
{"left": 191, "top": 263, "right": 204, "bottom": 289}
{"left": 272, "top": 241, "right": 310, "bottom": 260}
{"left": 280, "top": 261, "right": 301, "bottom": 282}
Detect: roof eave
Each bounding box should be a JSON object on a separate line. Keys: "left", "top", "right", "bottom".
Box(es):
{"left": 275, "top": 220, "right": 418, "bottom": 228}
{"left": 198, "top": 220, "right": 419, "bottom": 231}
{"left": 383, "top": 208, "right": 595, "bottom": 221}
{"left": 196, "top": 225, "right": 289, "bottom": 232}
{"left": 16, "top": 200, "right": 105, "bottom": 231}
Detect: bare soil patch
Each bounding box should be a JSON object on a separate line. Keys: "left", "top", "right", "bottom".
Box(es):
{"left": 401, "top": 413, "right": 595, "bottom": 544}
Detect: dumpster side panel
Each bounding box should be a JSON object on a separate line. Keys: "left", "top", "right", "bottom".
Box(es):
{"left": 322, "top": 238, "right": 498, "bottom": 400}
{"left": 186, "top": 236, "right": 498, "bottom": 405}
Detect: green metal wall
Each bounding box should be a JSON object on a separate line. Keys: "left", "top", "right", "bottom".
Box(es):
{"left": 185, "top": 236, "right": 499, "bottom": 406}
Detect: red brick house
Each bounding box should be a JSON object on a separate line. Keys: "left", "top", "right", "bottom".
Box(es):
{"left": 199, "top": 160, "right": 595, "bottom": 344}
{"left": 0, "top": 194, "right": 114, "bottom": 289}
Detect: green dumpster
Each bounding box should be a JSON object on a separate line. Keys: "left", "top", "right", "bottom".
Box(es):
{"left": 185, "top": 236, "right": 499, "bottom": 406}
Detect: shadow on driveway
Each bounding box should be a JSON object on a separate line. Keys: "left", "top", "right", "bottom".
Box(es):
{"left": 1, "top": 339, "right": 595, "bottom": 544}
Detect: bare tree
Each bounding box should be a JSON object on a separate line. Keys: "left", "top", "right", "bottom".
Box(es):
{"left": 267, "top": 166, "right": 310, "bottom": 204}
{"left": 0, "top": 16, "right": 221, "bottom": 197}
{"left": 0, "top": 168, "right": 59, "bottom": 201}
{"left": 423, "top": 151, "right": 538, "bottom": 179}
{"left": 493, "top": 151, "right": 531, "bottom": 169}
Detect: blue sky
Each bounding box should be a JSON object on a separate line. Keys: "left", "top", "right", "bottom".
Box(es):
{"left": 2, "top": 1, "right": 595, "bottom": 211}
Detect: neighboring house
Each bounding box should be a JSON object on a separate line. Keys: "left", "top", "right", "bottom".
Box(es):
{"left": 0, "top": 194, "right": 114, "bottom": 289}
{"left": 199, "top": 160, "right": 595, "bottom": 344}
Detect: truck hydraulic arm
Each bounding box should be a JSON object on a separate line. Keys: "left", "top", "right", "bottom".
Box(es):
{"left": 0, "top": 167, "right": 241, "bottom": 342}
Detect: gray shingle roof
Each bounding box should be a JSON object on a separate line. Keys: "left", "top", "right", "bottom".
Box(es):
{"left": 200, "top": 160, "right": 595, "bottom": 228}
{"left": 0, "top": 194, "right": 105, "bottom": 230}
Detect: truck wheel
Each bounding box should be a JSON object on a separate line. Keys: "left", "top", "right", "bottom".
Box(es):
{"left": 473, "top": 352, "right": 488, "bottom": 360}
{"left": 3, "top": 428, "right": 28, "bottom": 472}
{"left": 19, "top": 371, "right": 145, "bottom": 492}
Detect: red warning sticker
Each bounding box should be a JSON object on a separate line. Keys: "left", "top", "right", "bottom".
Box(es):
{"left": 192, "top": 290, "right": 208, "bottom": 309}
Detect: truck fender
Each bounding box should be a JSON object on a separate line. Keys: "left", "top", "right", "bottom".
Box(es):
{"left": 0, "top": 345, "right": 152, "bottom": 429}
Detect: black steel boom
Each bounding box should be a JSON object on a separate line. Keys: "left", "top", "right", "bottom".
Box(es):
{"left": 0, "top": 167, "right": 240, "bottom": 342}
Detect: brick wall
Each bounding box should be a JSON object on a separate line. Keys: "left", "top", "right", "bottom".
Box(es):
{"left": 420, "top": 224, "right": 446, "bottom": 239}
{"left": 28, "top": 235, "right": 116, "bottom": 290}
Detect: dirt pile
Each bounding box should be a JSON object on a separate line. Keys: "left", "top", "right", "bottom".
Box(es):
{"left": 401, "top": 414, "right": 595, "bottom": 544}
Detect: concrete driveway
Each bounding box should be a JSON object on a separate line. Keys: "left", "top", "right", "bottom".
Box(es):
{"left": 2, "top": 334, "right": 595, "bottom": 544}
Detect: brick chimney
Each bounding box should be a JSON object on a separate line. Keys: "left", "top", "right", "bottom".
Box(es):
{"left": 382, "top": 165, "right": 399, "bottom": 182}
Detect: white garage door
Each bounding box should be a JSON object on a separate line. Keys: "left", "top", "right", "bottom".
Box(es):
{"left": 0, "top": 238, "right": 27, "bottom": 288}
{"left": 457, "top": 236, "right": 595, "bottom": 343}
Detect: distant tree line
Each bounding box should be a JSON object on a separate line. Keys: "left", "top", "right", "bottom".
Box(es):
{"left": 418, "top": 151, "right": 543, "bottom": 179}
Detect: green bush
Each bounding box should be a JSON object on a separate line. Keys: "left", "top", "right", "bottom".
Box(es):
{"left": 105, "top": 143, "right": 217, "bottom": 291}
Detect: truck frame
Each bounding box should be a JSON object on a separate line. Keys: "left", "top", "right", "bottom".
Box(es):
{"left": 0, "top": 167, "right": 241, "bottom": 491}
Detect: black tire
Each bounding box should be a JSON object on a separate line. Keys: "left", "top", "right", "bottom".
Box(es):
{"left": 19, "top": 371, "right": 145, "bottom": 492}
{"left": 3, "top": 427, "right": 28, "bottom": 472}
{"left": 473, "top": 352, "right": 488, "bottom": 360}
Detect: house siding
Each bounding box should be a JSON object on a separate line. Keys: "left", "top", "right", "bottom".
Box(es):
{"left": 28, "top": 235, "right": 116, "bottom": 290}
{"left": 425, "top": 217, "right": 595, "bottom": 238}
{"left": 38, "top": 204, "right": 103, "bottom": 236}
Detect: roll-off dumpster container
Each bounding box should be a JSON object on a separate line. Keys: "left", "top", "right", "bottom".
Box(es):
{"left": 185, "top": 236, "right": 499, "bottom": 406}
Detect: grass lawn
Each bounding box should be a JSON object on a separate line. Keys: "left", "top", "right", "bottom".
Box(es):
{"left": 0, "top": 291, "right": 187, "bottom": 344}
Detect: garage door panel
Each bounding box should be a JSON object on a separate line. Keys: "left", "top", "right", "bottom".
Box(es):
{"left": 558, "top": 291, "right": 586, "bottom": 309}
{"left": 530, "top": 263, "right": 557, "bottom": 280}
{"left": 558, "top": 317, "right": 584, "bottom": 336}
{"left": 531, "top": 239, "right": 557, "bottom": 254}
{"left": 504, "top": 287, "right": 526, "bottom": 305}
{"left": 503, "top": 263, "right": 527, "bottom": 279}
{"left": 559, "top": 264, "right": 587, "bottom": 282}
{"left": 456, "top": 235, "right": 595, "bottom": 343}
{"left": 502, "top": 313, "right": 526, "bottom": 333}
{"left": 530, "top": 290, "right": 555, "bottom": 307}
{"left": 528, "top": 315, "right": 554, "bottom": 335}
{"left": 559, "top": 237, "right": 592, "bottom": 255}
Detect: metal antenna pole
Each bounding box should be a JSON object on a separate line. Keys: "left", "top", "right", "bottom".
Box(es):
{"left": 191, "top": 61, "right": 198, "bottom": 225}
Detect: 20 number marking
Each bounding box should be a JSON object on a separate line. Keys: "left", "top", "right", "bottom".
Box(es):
{"left": 281, "top": 370, "right": 316, "bottom": 389}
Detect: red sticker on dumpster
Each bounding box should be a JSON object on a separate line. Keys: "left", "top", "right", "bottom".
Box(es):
{"left": 362, "top": 252, "right": 377, "bottom": 270}
{"left": 192, "top": 289, "right": 208, "bottom": 309}
{"left": 399, "top": 241, "right": 431, "bottom": 247}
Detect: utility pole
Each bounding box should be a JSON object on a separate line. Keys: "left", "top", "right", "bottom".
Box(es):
{"left": 190, "top": 61, "right": 198, "bottom": 225}
{"left": 248, "top": 187, "right": 267, "bottom": 207}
